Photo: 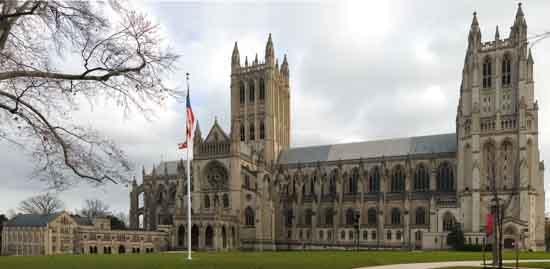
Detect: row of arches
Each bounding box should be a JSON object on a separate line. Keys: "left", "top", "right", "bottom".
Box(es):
{"left": 204, "top": 194, "right": 230, "bottom": 209}
{"left": 239, "top": 78, "right": 266, "bottom": 104}
{"left": 285, "top": 207, "right": 433, "bottom": 227}
{"left": 482, "top": 54, "right": 512, "bottom": 89}
{"left": 177, "top": 224, "right": 236, "bottom": 250}
{"left": 283, "top": 162, "right": 455, "bottom": 199}
{"left": 239, "top": 121, "right": 266, "bottom": 141}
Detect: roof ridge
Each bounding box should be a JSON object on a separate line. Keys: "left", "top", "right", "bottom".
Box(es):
{"left": 286, "top": 132, "right": 456, "bottom": 150}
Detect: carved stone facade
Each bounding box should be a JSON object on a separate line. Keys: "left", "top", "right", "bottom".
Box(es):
{"left": 1, "top": 212, "right": 168, "bottom": 256}
{"left": 129, "top": 4, "right": 545, "bottom": 251}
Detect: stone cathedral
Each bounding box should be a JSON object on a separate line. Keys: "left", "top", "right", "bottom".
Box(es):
{"left": 129, "top": 4, "right": 545, "bottom": 251}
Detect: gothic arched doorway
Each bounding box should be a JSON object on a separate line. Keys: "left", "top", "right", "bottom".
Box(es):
{"left": 178, "top": 225, "right": 185, "bottom": 247}
{"left": 504, "top": 238, "right": 515, "bottom": 249}
{"left": 222, "top": 226, "right": 227, "bottom": 249}
{"left": 118, "top": 245, "right": 125, "bottom": 254}
{"left": 205, "top": 225, "right": 214, "bottom": 248}
{"left": 191, "top": 225, "right": 199, "bottom": 250}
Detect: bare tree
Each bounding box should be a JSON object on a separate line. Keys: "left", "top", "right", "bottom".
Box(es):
{"left": 0, "top": 1, "right": 179, "bottom": 188}
{"left": 18, "top": 193, "right": 65, "bottom": 215}
{"left": 485, "top": 145, "right": 518, "bottom": 269}
{"left": 79, "top": 199, "right": 111, "bottom": 219}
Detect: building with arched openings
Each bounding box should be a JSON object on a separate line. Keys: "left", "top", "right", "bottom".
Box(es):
{"left": 129, "top": 3, "right": 545, "bottom": 251}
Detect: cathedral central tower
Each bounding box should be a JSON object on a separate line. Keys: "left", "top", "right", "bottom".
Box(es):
{"left": 230, "top": 34, "right": 290, "bottom": 163}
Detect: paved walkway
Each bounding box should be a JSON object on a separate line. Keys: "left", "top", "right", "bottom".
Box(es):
{"left": 355, "top": 259, "right": 550, "bottom": 269}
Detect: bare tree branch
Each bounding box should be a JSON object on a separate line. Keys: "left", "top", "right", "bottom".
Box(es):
{"left": 0, "top": 1, "right": 180, "bottom": 187}
{"left": 18, "top": 192, "right": 65, "bottom": 215}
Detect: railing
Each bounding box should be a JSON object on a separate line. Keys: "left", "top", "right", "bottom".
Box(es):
{"left": 196, "top": 142, "right": 230, "bottom": 157}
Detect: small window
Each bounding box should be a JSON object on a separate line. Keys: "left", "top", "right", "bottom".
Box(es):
{"left": 204, "top": 195, "right": 210, "bottom": 208}
{"left": 371, "top": 231, "right": 377, "bottom": 240}
{"left": 363, "top": 231, "right": 368, "bottom": 240}
{"left": 386, "top": 230, "right": 392, "bottom": 240}
{"left": 341, "top": 231, "right": 345, "bottom": 240}
{"left": 245, "top": 207, "right": 255, "bottom": 226}
{"left": 223, "top": 194, "right": 230, "bottom": 208}
{"left": 391, "top": 208, "right": 401, "bottom": 225}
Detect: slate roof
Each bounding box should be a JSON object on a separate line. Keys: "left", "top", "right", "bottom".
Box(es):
{"left": 5, "top": 213, "right": 96, "bottom": 227}
{"left": 278, "top": 133, "right": 457, "bottom": 165}
{"left": 5, "top": 213, "right": 60, "bottom": 227}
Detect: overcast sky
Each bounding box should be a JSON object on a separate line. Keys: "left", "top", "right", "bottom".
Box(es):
{"left": 1, "top": 0, "right": 549, "bottom": 217}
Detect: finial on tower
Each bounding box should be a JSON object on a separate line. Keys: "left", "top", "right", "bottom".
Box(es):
{"left": 495, "top": 25, "right": 500, "bottom": 40}
{"left": 516, "top": 2, "right": 524, "bottom": 18}
{"left": 265, "top": 33, "right": 275, "bottom": 65}
{"left": 468, "top": 11, "right": 481, "bottom": 48}
{"left": 232, "top": 41, "right": 240, "bottom": 69}
{"left": 255, "top": 53, "right": 258, "bottom": 64}
{"left": 281, "top": 54, "right": 289, "bottom": 76}
{"left": 245, "top": 55, "right": 248, "bottom": 67}
{"left": 471, "top": 11, "right": 479, "bottom": 27}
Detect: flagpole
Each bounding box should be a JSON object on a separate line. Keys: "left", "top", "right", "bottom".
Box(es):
{"left": 186, "top": 73, "right": 192, "bottom": 261}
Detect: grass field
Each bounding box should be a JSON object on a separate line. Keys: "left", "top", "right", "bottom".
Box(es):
{"left": 1, "top": 251, "right": 550, "bottom": 269}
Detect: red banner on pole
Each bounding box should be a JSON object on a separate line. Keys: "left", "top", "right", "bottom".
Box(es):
{"left": 485, "top": 213, "right": 494, "bottom": 236}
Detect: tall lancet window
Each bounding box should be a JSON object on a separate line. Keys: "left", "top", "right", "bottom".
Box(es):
{"left": 249, "top": 122, "right": 255, "bottom": 140}
{"left": 259, "top": 79, "right": 265, "bottom": 101}
{"left": 482, "top": 57, "right": 492, "bottom": 88}
{"left": 259, "top": 121, "right": 265, "bottom": 139}
{"left": 248, "top": 80, "right": 255, "bottom": 103}
{"left": 240, "top": 124, "right": 245, "bottom": 141}
{"left": 239, "top": 81, "right": 245, "bottom": 104}
{"left": 502, "top": 55, "right": 511, "bottom": 87}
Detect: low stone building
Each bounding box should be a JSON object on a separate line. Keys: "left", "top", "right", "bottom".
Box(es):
{"left": 1, "top": 212, "right": 169, "bottom": 256}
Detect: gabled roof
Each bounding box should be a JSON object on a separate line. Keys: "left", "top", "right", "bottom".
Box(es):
{"left": 278, "top": 133, "right": 457, "bottom": 165}
{"left": 5, "top": 213, "right": 60, "bottom": 227}
{"left": 204, "top": 119, "right": 229, "bottom": 143}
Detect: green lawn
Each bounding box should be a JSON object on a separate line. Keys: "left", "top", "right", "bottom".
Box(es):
{"left": 1, "top": 251, "right": 550, "bottom": 269}
{"left": 507, "top": 263, "right": 550, "bottom": 268}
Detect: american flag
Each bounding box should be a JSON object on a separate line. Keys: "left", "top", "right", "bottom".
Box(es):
{"left": 178, "top": 88, "right": 195, "bottom": 149}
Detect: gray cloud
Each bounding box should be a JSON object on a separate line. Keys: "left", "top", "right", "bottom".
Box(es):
{"left": 1, "top": 0, "right": 550, "bottom": 215}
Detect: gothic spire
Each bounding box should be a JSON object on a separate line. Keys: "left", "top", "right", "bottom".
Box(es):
{"left": 231, "top": 41, "right": 240, "bottom": 68}
{"left": 265, "top": 33, "right": 275, "bottom": 65}
{"left": 468, "top": 11, "right": 481, "bottom": 49}
{"left": 254, "top": 53, "right": 258, "bottom": 64}
{"left": 281, "top": 54, "right": 289, "bottom": 76}
{"left": 495, "top": 25, "right": 500, "bottom": 40}
{"left": 471, "top": 11, "right": 479, "bottom": 28}
{"left": 515, "top": 2, "right": 525, "bottom": 19}
{"left": 514, "top": 2, "right": 526, "bottom": 27}
{"left": 511, "top": 2, "right": 527, "bottom": 41}
{"left": 194, "top": 120, "right": 202, "bottom": 138}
